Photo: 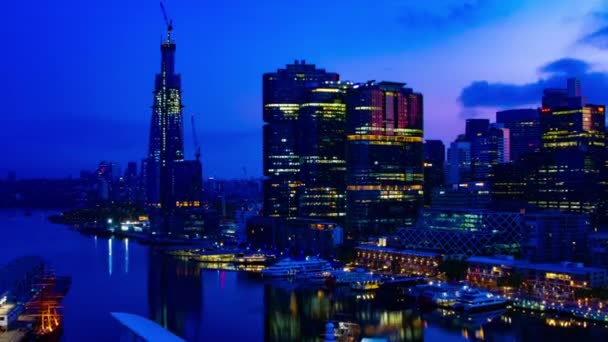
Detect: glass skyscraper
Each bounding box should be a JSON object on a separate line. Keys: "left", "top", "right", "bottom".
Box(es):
{"left": 298, "top": 82, "right": 350, "bottom": 221}
{"left": 262, "top": 61, "right": 339, "bottom": 218}
{"left": 496, "top": 108, "right": 540, "bottom": 162}
{"left": 446, "top": 135, "right": 471, "bottom": 185}
{"left": 423, "top": 140, "right": 445, "bottom": 206}
{"left": 345, "top": 81, "right": 423, "bottom": 239}
{"left": 526, "top": 78, "right": 606, "bottom": 215}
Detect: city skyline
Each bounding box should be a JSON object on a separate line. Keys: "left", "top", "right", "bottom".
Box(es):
{"left": 4, "top": 0, "right": 608, "bottom": 178}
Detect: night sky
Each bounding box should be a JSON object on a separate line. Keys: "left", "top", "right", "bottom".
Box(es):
{"left": 3, "top": 0, "right": 608, "bottom": 179}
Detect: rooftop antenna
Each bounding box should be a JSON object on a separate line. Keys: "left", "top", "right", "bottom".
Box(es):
{"left": 160, "top": 1, "right": 173, "bottom": 42}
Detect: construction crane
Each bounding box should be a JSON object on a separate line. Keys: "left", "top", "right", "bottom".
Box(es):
{"left": 191, "top": 113, "right": 201, "bottom": 161}
{"left": 160, "top": 1, "right": 173, "bottom": 41}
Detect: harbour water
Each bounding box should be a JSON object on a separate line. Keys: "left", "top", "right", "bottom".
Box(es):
{"left": 2, "top": 210, "right": 608, "bottom": 341}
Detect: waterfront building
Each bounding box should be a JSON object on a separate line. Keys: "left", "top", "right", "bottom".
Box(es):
{"left": 397, "top": 209, "right": 524, "bottom": 256}
{"left": 496, "top": 108, "right": 540, "bottom": 162}
{"left": 263, "top": 60, "right": 339, "bottom": 218}
{"left": 246, "top": 216, "right": 343, "bottom": 257}
{"left": 354, "top": 245, "right": 440, "bottom": 276}
{"left": 431, "top": 182, "right": 491, "bottom": 209}
{"left": 467, "top": 256, "right": 607, "bottom": 300}
{"left": 423, "top": 140, "right": 445, "bottom": 206}
{"left": 298, "top": 82, "right": 349, "bottom": 221}
{"left": 522, "top": 212, "right": 590, "bottom": 263}
{"left": 345, "top": 81, "right": 424, "bottom": 239}
{"left": 446, "top": 135, "right": 471, "bottom": 185}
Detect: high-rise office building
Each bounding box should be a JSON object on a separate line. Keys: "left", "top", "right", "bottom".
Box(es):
{"left": 490, "top": 162, "right": 526, "bottom": 210}
{"left": 298, "top": 82, "right": 349, "bottom": 221}
{"left": 466, "top": 119, "right": 489, "bottom": 180}
{"left": 345, "top": 81, "right": 423, "bottom": 239}
{"left": 262, "top": 61, "right": 339, "bottom": 218}
{"left": 446, "top": 135, "right": 471, "bottom": 185}
{"left": 496, "top": 109, "right": 540, "bottom": 162}
{"left": 526, "top": 78, "right": 605, "bottom": 215}
{"left": 423, "top": 140, "right": 445, "bottom": 206}
{"left": 465, "top": 119, "right": 510, "bottom": 180}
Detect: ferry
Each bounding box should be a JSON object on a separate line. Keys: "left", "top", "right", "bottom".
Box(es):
{"left": 234, "top": 253, "right": 276, "bottom": 265}
{"left": 452, "top": 289, "right": 507, "bottom": 312}
{"left": 261, "top": 258, "right": 332, "bottom": 278}
{"left": 411, "top": 283, "right": 459, "bottom": 308}
{"left": 306, "top": 269, "right": 378, "bottom": 286}
{"left": 350, "top": 279, "right": 382, "bottom": 292}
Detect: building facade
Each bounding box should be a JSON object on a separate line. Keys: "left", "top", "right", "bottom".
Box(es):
{"left": 354, "top": 245, "right": 440, "bottom": 276}
{"left": 496, "top": 108, "right": 540, "bottom": 162}
{"left": 298, "top": 82, "right": 349, "bottom": 221}
{"left": 397, "top": 209, "right": 524, "bottom": 256}
{"left": 423, "top": 140, "right": 445, "bottom": 206}
{"left": 522, "top": 212, "right": 590, "bottom": 263}
{"left": 467, "top": 256, "right": 607, "bottom": 300}
{"left": 246, "top": 216, "right": 343, "bottom": 257}
{"left": 446, "top": 135, "right": 471, "bottom": 185}
{"left": 525, "top": 79, "right": 605, "bottom": 216}
{"left": 345, "top": 81, "right": 423, "bottom": 239}
{"left": 262, "top": 61, "right": 339, "bottom": 218}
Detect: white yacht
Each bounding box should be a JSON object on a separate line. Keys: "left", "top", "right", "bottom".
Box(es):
{"left": 306, "top": 269, "right": 378, "bottom": 286}
{"left": 261, "top": 258, "right": 332, "bottom": 278}
{"left": 453, "top": 289, "right": 507, "bottom": 312}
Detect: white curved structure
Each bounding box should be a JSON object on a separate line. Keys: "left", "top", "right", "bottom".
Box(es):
{"left": 111, "top": 312, "right": 185, "bottom": 342}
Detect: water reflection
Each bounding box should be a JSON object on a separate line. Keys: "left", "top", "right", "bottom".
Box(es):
{"left": 124, "top": 238, "right": 129, "bottom": 274}
{"left": 148, "top": 251, "right": 203, "bottom": 341}
{"left": 264, "top": 285, "right": 424, "bottom": 341}
{"left": 108, "top": 237, "right": 113, "bottom": 276}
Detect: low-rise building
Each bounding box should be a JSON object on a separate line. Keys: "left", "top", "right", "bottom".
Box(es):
{"left": 247, "top": 217, "right": 343, "bottom": 257}
{"left": 397, "top": 209, "right": 524, "bottom": 256}
{"left": 467, "top": 256, "right": 608, "bottom": 301}
{"left": 354, "top": 245, "right": 440, "bottom": 276}
{"left": 522, "top": 212, "right": 590, "bottom": 263}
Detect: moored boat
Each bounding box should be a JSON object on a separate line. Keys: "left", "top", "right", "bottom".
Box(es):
{"left": 261, "top": 258, "right": 332, "bottom": 278}
{"left": 452, "top": 289, "right": 507, "bottom": 312}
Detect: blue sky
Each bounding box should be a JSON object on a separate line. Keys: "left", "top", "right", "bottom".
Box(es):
{"left": 2, "top": 0, "right": 608, "bottom": 178}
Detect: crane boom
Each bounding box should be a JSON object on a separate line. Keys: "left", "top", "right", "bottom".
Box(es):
{"left": 191, "top": 113, "right": 201, "bottom": 160}
{"left": 160, "top": 1, "right": 173, "bottom": 41}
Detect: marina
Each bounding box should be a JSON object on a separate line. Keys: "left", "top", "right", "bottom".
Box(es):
{"left": 3, "top": 212, "right": 608, "bottom": 341}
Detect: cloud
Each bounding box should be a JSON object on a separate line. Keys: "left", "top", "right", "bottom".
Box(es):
{"left": 579, "top": 26, "right": 608, "bottom": 49}
{"left": 397, "top": 0, "right": 522, "bottom": 29}
{"left": 459, "top": 57, "right": 608, "bottom": 108}
{"left": 540, "top": 58, "right": 590, "bottom": 75}
{"left": 578, "top": 9, "right": 608, "bottom": 49}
